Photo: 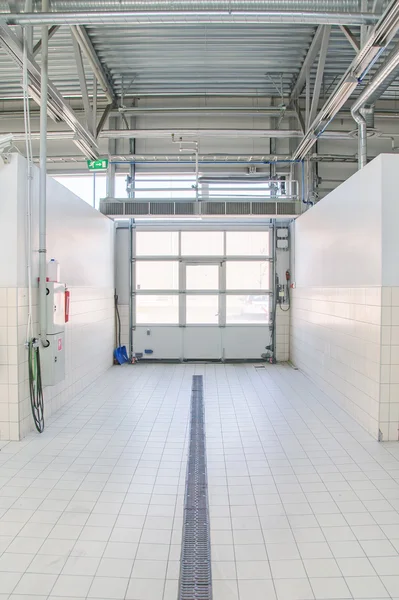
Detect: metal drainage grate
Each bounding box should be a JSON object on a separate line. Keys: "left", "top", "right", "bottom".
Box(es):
{"left": 179, "top": 375, "right": 212, "bottom": 600}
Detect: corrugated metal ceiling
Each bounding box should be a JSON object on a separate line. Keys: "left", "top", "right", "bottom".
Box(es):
{"left": 0, "top": 1, "right": 396, "bottom": 101}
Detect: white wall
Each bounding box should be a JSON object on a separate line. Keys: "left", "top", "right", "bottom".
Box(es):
{"left": 290, "top": 154, "right": 399, "bottom": 441}
{"left": 0, "top": 154, "right": 115, "bottom": 440}
{"left": 294, "top": 155, "right": 382, "bottom": 287}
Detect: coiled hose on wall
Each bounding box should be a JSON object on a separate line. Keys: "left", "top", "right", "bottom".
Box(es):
{"left": 28, "top": 339, "right": 44, "bottom": 433}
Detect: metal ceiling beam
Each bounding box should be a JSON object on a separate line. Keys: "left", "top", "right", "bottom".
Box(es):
{"left": 293, "top": 0, "right": 399, "bottom": 160}
{"left": 339, "top": 25, "right": 360, "bottom": 52}
{"left": 0, "top": 23, "right": 98, "bottom": 158}
{"left": 70, "top": 24, "right": 116, "bottom": 104}
{"left": 32, "top": 24, "right": 60, "bottom": 56}
{"left": 360, "top": 0, "right": 368, "bottom": 48}
{"left": 117, "top": 106, "right": 291, "bottom": 117}
{"left": 8, "top": 127, "right": 362, "bottom": 141}
{"left": 308, "top": 25, "right": 331, "bottom": 126}
{"left": 35, "top": 153, "right": 366, "bottom": 166}
{"left": 97, "top": 102, "right": 113, "bottom": 137}
{"left": 290, "top": 26, "right": 324, "bottom": 102}
{"left": 1, "top": 11, "right": 380, "bottom": 27}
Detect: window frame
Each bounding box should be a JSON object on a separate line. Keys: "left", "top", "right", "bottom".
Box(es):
{"left": 132, "top": 228, "right": 273, "bottom": 327}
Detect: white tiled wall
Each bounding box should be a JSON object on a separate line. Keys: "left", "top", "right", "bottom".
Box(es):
{"left": 0, "top": 285, "right": 114, "bottom": 443}
{"left": 290, "top": 286, "right": 382, "bottom": 439}
{"left": 379, "top": 286, "right": 399, "bottom": 441}
{"left": 275, "top": 305, "right": 290, "bottom": 362}
{"left": 16, "top": 286, "right": 114, "bottom": 440}
{"left": 0, "top": 154, "right": 115, "bottom": 441}
{"left": 0, "top": 287, "right": 20, "bottom": 440}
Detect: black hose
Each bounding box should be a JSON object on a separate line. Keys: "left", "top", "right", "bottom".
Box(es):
{"left": 279, "top": 279, "right": 291, "bottom": 312}
{"left": 28, "top": 339, "right": 44, "bottom": 433}
{"left": 115, "top": 294, "right": 121, "bottom": 348}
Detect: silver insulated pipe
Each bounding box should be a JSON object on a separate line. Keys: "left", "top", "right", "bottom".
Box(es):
{"left": 0, "top": 0, "right": 371, "bottom": 10}
{"left": 0, "top": 0, "right": 381, "bottom": 25}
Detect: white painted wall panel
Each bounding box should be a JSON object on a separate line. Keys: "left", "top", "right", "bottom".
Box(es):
{"left": 291, "top": 156, "right": 384, "bottom": 439}
{"left": 291, "top": 154, "right": 399, "bottom": 440}
{"left": 0, "top": 154, "right": 115, "bottom": 440}
{"left": 381, "top": 155, "right": 399, "bottom": 287}
{"left": 294, "top": 155, "right": 382, "bottom": 288}
{"left": 0, "top": 158, "right": 19, "bottom": 287}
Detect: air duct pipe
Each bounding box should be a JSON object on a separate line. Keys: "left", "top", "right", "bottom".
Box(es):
{"left": 352, "top": 39, "right": 399, "bottom": 170}
{"left": 0, "top": 0, "right": 373, "bottom": 11}
{"left": 0, "top": 9, "right": 379, "bottom": 26}
{"left": 39, "top": 0, "right": 49, "bottom": 347}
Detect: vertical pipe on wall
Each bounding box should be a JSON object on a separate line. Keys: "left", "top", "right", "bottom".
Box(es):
{"left": 128, "top": 219, "right": 134, "bottom": 361}
{"left": 195, "top": 146, "right": 199, "bottom": 201}
{"left": 39, "top": 0, "right": 49, "bottom": 346}
{"left": 107, "top": 116, "right": 116, "bottom": 197}
{"left": 129, "top": 114, "right": 136, "bottom": 199}
{"left": 93, "top": 172, "right": 96, "bottom": 208}
{"left": 271, "top": 220, "right": 277, "bottom": 361}
{"left": 92, "top": 76, "right": 97, "bottom": 138}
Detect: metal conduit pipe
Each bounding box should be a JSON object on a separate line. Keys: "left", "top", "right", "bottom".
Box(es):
{"left": 39, "top": 0, "right": 49, "bottom": 347}
{"left": 1, "top": 10, "right": 380, "bottom": 26}
{"left": 352, "top": 39, "right": 399, "bottom": 170}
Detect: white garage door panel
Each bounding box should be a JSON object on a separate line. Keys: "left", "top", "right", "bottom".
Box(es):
{"left": 133, "top": 326, "right": 182, "bottom": 359}
{"left": 183, "top": 327, "right": 222, "bottom": 360}
{"left": 222, "top": 327, "right": 269, "bottom": 359}
{"left": 131, "top": 228, "right": 274, "bottom": 361}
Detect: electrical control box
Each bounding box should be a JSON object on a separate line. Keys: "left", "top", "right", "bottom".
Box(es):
{"left": 46, "top": 282, "right": 66, "bottom": 335}
{"left": 41, "top": 282, "right": 66, "bottom": 386}
{"left": 40, "top": 333, "right": 65, "bottom": 386}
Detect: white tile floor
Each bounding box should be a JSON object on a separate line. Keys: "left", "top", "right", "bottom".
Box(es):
{"left": 1, "top": 364, "right": 399, "bottom": 599}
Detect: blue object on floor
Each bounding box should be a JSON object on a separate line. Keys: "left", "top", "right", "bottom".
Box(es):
{"left": 114, "top": 293, "right": 130, "bottom": 365}
{"left": 114, "top": 345, "right": 129, "bottom": 364}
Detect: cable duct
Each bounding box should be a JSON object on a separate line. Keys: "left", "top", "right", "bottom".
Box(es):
{"left": 352, "top": 39, "right": 399, "bottom": 170}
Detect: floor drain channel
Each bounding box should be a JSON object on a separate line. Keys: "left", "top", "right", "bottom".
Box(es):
{"left": 178, "top": 375, "right": 212, "bottom": 600}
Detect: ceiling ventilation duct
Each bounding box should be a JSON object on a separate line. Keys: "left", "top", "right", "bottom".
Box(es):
{"left": 0, "top": 0, "right": 370, "bottom": 11}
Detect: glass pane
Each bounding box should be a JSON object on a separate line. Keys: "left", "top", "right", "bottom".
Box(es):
{"left": 226, "top": 231, "right": 270, "bottom": 256}
{"left": 186, "top": 265, "right": 219, "bottom": 290}
{"left": 134, "top": 175, "right": 196, "bottom": 199}
{"left": 136, "top": 261, "right": 179, "bottom": 290}
{"left": 136, "top": 295, "right": 178, "bottom": 324}
{"left": 226, "top": 261, "right": 270, "bottom": 290}
{"left": 136, "top": 231, "right": 179, "bottom": 256}
{"left": 226, "top": 295, "right": 270, "bottom": 324}
{"left": 186, "top": 295, "right": 219, "bottom": 324}
{"left": 181, "top": 231, "right": 223, "bottom": 256}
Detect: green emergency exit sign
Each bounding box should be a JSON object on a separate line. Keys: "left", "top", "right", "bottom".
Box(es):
{"left": 87, "top": 158, "right": 109, "bottom": 171}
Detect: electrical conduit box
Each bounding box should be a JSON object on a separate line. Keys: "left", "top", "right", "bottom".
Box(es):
{"left": 41, "top": 282, "right": 66, "bottom": 386}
